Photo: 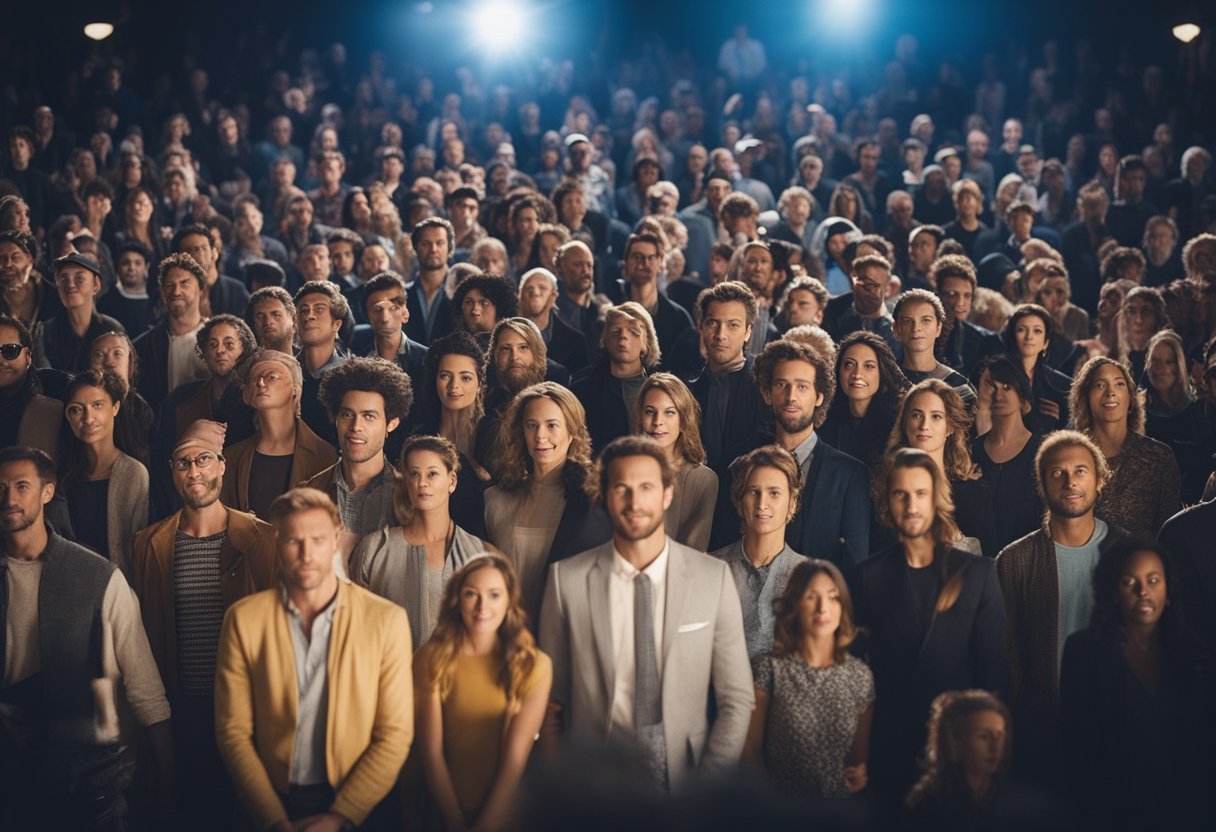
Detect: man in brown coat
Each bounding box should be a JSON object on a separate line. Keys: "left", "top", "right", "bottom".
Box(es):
{"left": 130, "top": 419, "right": 278, "bottom": 830}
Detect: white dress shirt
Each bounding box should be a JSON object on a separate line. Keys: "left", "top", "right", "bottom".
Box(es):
{"left": 609, "top": 541, "right": 670, "bottom": 735}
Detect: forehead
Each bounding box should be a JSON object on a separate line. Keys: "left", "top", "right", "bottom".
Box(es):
{"left": 772, "top": 358, "right": 816, "bottom": 382}
{"left": 498, "top": 329, "right": 529, "bottom": 347}
{"left": 438, "top": 352, "right": 478, "bottom": 372}
{"left": 339, "top": 389, "right": 386, "bottom": 412}
{"left": 607, "top": 453, "right": 663, "bottom": 482}
{"left": 207, "top": 323, "right": 241, "bottom": 340}
{"left": 909, "top": 390, "right": 946, "bottom": 410}
{"left": 254, "top": 298, "right": 291, "bottom": 314}
{"left": 67, "top": 384, "right": 110, "bottom": 405}
{"left": 1044, "top": 443, "right": 1096, "bottom": 468}
{"left": 0, "top": 324, "right": 22, "bottom": 342}
{"left": 524, "top": 396, "right": 564, "bottom": 420}
{"left": 275, "top": 506, "right": 338, "bottom": 536}
{"left": 890, "top": 465, "right": 933, "bottom": 490}
{"left": 0, "top": 459, "right": 40, "bottom": 482}
{"left": 0, "top": 242, "right": 30, "bottom": 258}
{"left": 705, "top": 299, "right": 748, "bottom": 319}
{"left": 297, "top": 292, "right": 333, "bottom": 308}
{"left": 93, "top": 334, "right": 126, "bottom": 351}
{"left": 899, "top": 301, "right": 938, "bottom": 319}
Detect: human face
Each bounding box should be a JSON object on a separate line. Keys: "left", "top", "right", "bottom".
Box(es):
{"left": 0, "top": 324, "right": 31, "bottom": 392}
{"left": 741, "top": 465, "right": 793, "bottom": 534}
{"left": 955, "top": 189, "right": 980, "bottom": 219}
{"left": 783, "top": 195, "right": 811, "bottom": 229}
{"left": 459, "top": 565, "right": 510, "bottom": 637}
{"left": 639, "top": 389, "right": 681, "bottom": 452}
{"left": 5, "top": 199, "right": 30, "bottom": 233}
{"left": 329, "top": 241, "right": 356, "bottom": 277}
{"left": 461, "top": 289, "right": 496, "bottom": 334}
{"left": 938, "top": 277, "right": 973, "bottom": 322}
{"left": 203, "top": 323, "right": 244, "bottom": 379}
{"left": 472, "top": 244, "right": 506, "bottom": 277}
{"left": 889, "top": 196, "right": 914, "bottom": 228}
{"left": 839, "top": 344, "right": 880, "bottom": 405}
{"left": 888, "top": 464, "right": 935, "bottom": 540}
{"left": 954, "top": 711, "right": 1007, "bottom": 779}
{"left": 1146, "top": 342, "right": 1180, "bottom": 395}
{"left": 625, "top": 241, "right": 662, "bottom": 287}
{"left": 449, "top": 196, "right": 479, "bottom": 229}
{"left": 128, "top": 190, "right": 153, "bottom": 224}
{"left": 172, "top": 449, "right": 224, "bottom": 509}
{"left": 1122, "top": 297, "right": 1158, "bottom": 345}
{"left": 785, "top": 288, "right": 823, "bottom": 327}
{"left": 519, "top": 275, "right": 556, "bottom": 318}
{"left": 558, "top": 190, "right": 586, "bottom": 229}
{"left": 416, "top": 226, "right": 450, "bottom": 272}
{"left": 700, "top": 300, "right": 752, "bottom": 369}
{"left": 296, "top": 293, "right": 342, "bottom": 348}
{"left": 436, "top": 353, "right": 480, "bottom": 413}
{"left": 1098, "top": 285, "right": 1124, "bottom": 322}
{"left": 904, "top": 391, "right": 948, "bottom": 456}
{"left": 359, "top": 245, "right": 392, "bottom": 281}
{"left": 1039, "top": 277, "right": 1068, "bottom": 314}
{"left": 178, "top": 232, "right": 216, "bottom": 274}
{"left": 1010, "top": 210, "right": 1034, "bottom": 240}
{"left": 852, "top": 266, "right": 890, "bottom": 317}
{"left": 557, "top": 243, "right": 594, "bottom": 295}
{"left": 1087, "top": 363, "right": 1130, "bottom": 428}
{"left": 1013, "top": 314, "right": 1049, "bottom": 360}
{"left": 65, "top": 385, "right": 119, "bottom": 447}
{"left": 404, "top": 448, "right": 456, "bottom": 514}
{"left": 8, "top": 137, "right": 32, "bottom": 170}
{"left": 0, "top": 460, "right": 53, "bottom": 534}
{"left": 742, "top": 247, "right": 775, "bottom": 298}
{"left": 523, "top": 396, "right": 572, "bottom": 476}
{"left": 858, "top": 145, "right": 879, "bottom": 174}
{"left": 799, "top": 571, "right": 842, "bottom": 639}
{"left": 605, "top": 454, "right": 673, "bottom": 542}
{"left": 1145, "top": 223, "right": 1176, "bottom": 262}
{"left": 55, "top": 266, "right": 100, "bottom": 310}
{"left": 287, "top": 199, "right": 314, "bottom": 230}
{"left": 765, "top": 359, "right": 824, "bottom": 436}
{"left": 706, "top": 179, "right": 732, "bottom": 214}
{"left": 513, "top": 207, "right": 539, "bottom": 243}
{"left": 245, "top": 361, "right": 296, "bottom": 412}
{"left": 366, "top": 289, "right": 407, "bottom": 339}
{"left": 337, "top": 390, "right": 397, "bottom": 464}
{"left": 275, "top": 507, "right": 340, "bottom": 593}
{"left": 897, "top": 301, "right": 942, "bottom": 357}
{"left": 1042, "top": 443, "right": 1100, "bottom": 519}
{"left": 1116, "top": 550, "right": 1167, "bottom": 630}
{"left": 604, "top": 316, "right": 645, "bottom": 369}
{"left": 0, "top": 242, "right": 33, "bottom": 289}
{"left": 495, "top": 329, "right": 535, "bottom": 388}
{"left": 980, "top": 370, "right": 1029, "bottom": 419}
{"left": 252, "top": 299, "right": 295, "bottom": 349}
{"left": 117, "top": 251, "right": 148, "bottom": 289}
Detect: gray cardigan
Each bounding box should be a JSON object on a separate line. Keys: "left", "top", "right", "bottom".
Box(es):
{"left": 349, "top": 523, "right": 488, "bottom": 649}
{"left": 711, "top": 540, "right": 806, "bottom": 660}
{"left": 108, "top": 452, "right": 149, "bottom": 581}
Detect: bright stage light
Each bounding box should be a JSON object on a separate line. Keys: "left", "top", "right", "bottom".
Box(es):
{"left": 814, "top": 0, "right": 870, "bottom": 36}
{"left": 470, "top": 2, "right": 527, "bottom": 50}
{"left": 1173, "top": 23, "right": 1201, "bottom": 44}
{"left": 83, "top": 22, "right": 115, "bottom": 41}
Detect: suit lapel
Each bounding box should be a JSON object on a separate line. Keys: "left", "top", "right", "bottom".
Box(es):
{"left": 587, "top": 549, "right": 616, "bottom": 710}
{"left": 662, "top": 543, "right": 690, "bottom": 669}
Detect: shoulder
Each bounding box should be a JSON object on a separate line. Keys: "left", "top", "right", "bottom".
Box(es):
{"left": 301, "top": 462, "right": 339, "bottom": 490}
{"left": 840, "top": 653, "right": 875, "bottom": 682}
{"left": 672, "top": 541, "right": 731, "bottom": 577}
{"left": 345, "top": 581, "right": 409, "bottom": 625}
{"left": 132, "top": 325, "right": 164, "bottom": 348}
{"left": 684, "top": 464, "right": 718, "bottom": 488}
{"left": 996, "top": 529, "right": 1049, "bottom": 569}
{"left": 1129, "top": 431, "right": 1175, "bottom": 463}
{"left": 227, "top": 587, "right": 281, "bottom": 621}
{"left": 114, "top": 452, "right": 148, "bottom": 484}
{"left": 818, "top": 440, "right": 867, "bottom": 475}
{"left": 226, "top": 507, "right": 276, "bottom": 544}
{"left": 223, "top": 433, "right": 256, "bottom": 456}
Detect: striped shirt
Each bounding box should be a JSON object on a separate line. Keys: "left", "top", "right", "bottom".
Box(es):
{"left": 173, "top": 529, "right": 226, "bottom": 696}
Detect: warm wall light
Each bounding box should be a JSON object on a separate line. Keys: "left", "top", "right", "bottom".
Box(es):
{"left": 1173, "top": 23, "right": 1201, "bottom": 44}
{"left": 83, "top": 22, "right": 115, "bottom": 40}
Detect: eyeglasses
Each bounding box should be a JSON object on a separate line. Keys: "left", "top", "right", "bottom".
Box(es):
{"left": 170, "top": 452, "right": 222, "bottom": 472}
{"left": 0, "top": 343, "right": 26, "bottom": 360}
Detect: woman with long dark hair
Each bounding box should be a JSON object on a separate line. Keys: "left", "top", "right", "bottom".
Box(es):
{"left": 1000, "top": 303, "right": 1072, "bottom": 433}
{"left": 1061, "top": 538, "right": 1215, "bottom": 829}
{"left": 742, "top": 559, "right": 873, "bottom": 798}
{"left": 820, "top": 330, "right": 907, "bottom": 473}
{"left": 415, "top": 556, "right": 551, "bottom": 832}
{"left": 906, "top": 690, "right": 1013, "bottom": 826}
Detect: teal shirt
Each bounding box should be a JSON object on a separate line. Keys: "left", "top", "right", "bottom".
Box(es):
{"left": 1054, "top": 519, "right": 1108, "bottom": 669}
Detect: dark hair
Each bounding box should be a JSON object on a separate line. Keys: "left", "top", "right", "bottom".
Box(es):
{"left": 452, "top": 274, "right": 517, "bottom": 329}
{"left": 728, "top": 444, "right": 802, "bottom": 526}
{"left": 242, "top": 259, "right": 286, "bottom": 289}
{"left": 829, "top": 329, "right": 908, "bottom": 421}
{"left": 195, "top": 314, "right": 257, "bottom": 365}
{"left": 753, "top": 339, "right": 835, "bottom": 429}
{"left": 410, "top": 216, "right": 455, "bottom": 251}
{"left": 696, "top": 280, "right": 758, "bottom": 327}
{"left": 907, "top": 690, "right": 1012, "bottom": 811}
{"left": 317, "top": 355, "right": 414, "bottom": 425}
{"left": 1001, "top": 303, "right": 1056, "bottom": 359}
{"left": 420, "top": 331, "right": 488, "bottom": 436}
{"left": 930, "top": 253, "right": 976, "bottom": 289}
{"left": 81, "top": 178, "right": 115, "bottom": 201}
{"left": 0, "top": 445, "right": 56, "bottom": 486}
{"left": 293, "top": 279, "right": 350, "bottom": 322}
{"left": 363, "top": 272, "right": 409, "bottom": 303}
{"left": 590, "top": 435, "right": 674, "bottom": 506}
{"left": 245, "top": 286, "right": 294, "bottom": 324}
{"left": 623, "top": 231, "right": 666, "bottom": 260}
{"left": 771, "top": 559, "right": 858, "bottom": 664}
{"left": 327, "top": 226, "right": 365, "bottom": 260}
{"left": 977, "top": 354, "right": 1033, "bottom": 405}
{"left": 0, "top": 313, "right": 33, "bottom": 350}
{"left": 59, "top": 371, "right": 127, "bottom": 491}
{"left": 170, "top": 222, "right": 213, "bottom": 254}
{"left": 157, "top": 251, "right": 207, "bottom": 293}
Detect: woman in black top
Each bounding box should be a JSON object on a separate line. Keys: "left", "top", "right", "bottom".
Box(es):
{"left": 1000, "top": 303, "right": 1072, "bottom": 433}
{"left": 1142, "top": 330, "right": 1214, "bottom": 503}
{"left": 1061, "top": 538, "right": 1215, "bottom": 829}
{"left": 971, "top": 356, "right": 1044, "bottom": 555}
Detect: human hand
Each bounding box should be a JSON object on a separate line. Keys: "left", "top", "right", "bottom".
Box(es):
{"left": 1039, "top": 398, "right": 1061, "bottom": 422}
{"left": 843, "top": 762, "right": 867, "bottom": 794}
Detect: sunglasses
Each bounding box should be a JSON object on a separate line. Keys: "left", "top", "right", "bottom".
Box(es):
{"left": 0, "top": 343, "right": 26, "bottom": 360}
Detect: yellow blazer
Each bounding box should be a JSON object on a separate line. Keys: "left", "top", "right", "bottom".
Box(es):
{"left": 214, "top": 580, "right": 413, "bottom": 828}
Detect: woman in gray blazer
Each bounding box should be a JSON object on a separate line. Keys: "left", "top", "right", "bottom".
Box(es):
{"left": 59, "top": 370, "right": 148, "bottom": 578}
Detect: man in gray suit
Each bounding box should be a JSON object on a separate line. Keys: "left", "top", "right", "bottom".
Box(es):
{"left": 540, "top": 435, "right": 753, "bottom": 792}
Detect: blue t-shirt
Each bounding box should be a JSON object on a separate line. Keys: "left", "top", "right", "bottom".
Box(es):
{"left": 1054, "top": 519, "right": 1108, "bottom": 669}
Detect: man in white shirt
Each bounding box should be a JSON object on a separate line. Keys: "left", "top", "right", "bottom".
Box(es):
{"left": 540, "top": 436, "right": 753, "bottom": 791}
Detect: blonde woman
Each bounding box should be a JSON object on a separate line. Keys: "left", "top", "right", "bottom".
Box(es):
{"left": 634, "top": 372, "right": 718, "bottom": 550}
{"left": 1142, "top": 330, "right": 1212, "bottom": 502}
{"left": 415, "top": 556, "right": 551, "bottom": 832}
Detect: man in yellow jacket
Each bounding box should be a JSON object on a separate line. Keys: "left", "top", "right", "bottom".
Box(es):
{"left": 214, "top": 487, "right": 413, "bottom": 831}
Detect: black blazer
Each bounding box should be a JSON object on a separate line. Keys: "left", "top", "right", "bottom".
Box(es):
{"left": 942, "top": 319, "right": 1004, "bottom": 381}
{"left": 546, "top": 463, "right": 613, "bottom": 566}
{"left": 132, "top": 323, "right": 171, "bottom": 407}
{"left": 571, "top": 359, "right": 643, "bottom": 457}
{"left": 546, "top": 313, "right": 590, "bottom": 375}
{"left": 854, "top": 544, "right": 1009, "bottom": 795}
{"left": 690, "top": 356, "right": 771, "bottom": 476}
{"left": 784, "top": 437, "right": 872, "bottom": 568}
{"left": 403, "top": 279, "right": 453, "bottom": 346}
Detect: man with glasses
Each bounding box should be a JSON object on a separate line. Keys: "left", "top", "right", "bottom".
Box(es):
{"left": 33, "top": 252, "right": 124, "bottom": 373}
{"left": 130, "top": 419, "right": 277, "bottom": 829}
{"left": 823, "top": 254, "right": 898, "bottom": 352}
{"left": 0, "top": 314, "right": 63, "bottom": 461}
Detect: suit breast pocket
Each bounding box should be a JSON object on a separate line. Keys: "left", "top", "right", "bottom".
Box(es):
{"left": 677, "top": 621, "right": 710, "bottom": 634}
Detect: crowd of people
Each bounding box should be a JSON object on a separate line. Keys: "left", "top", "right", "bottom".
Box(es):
{"left": 2, "top": 17, "right": 1216, "bottom": 832}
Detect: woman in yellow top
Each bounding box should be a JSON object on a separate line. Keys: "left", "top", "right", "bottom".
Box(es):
{"left": 415, "top": 555, "right": 552, "bottom": 832}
